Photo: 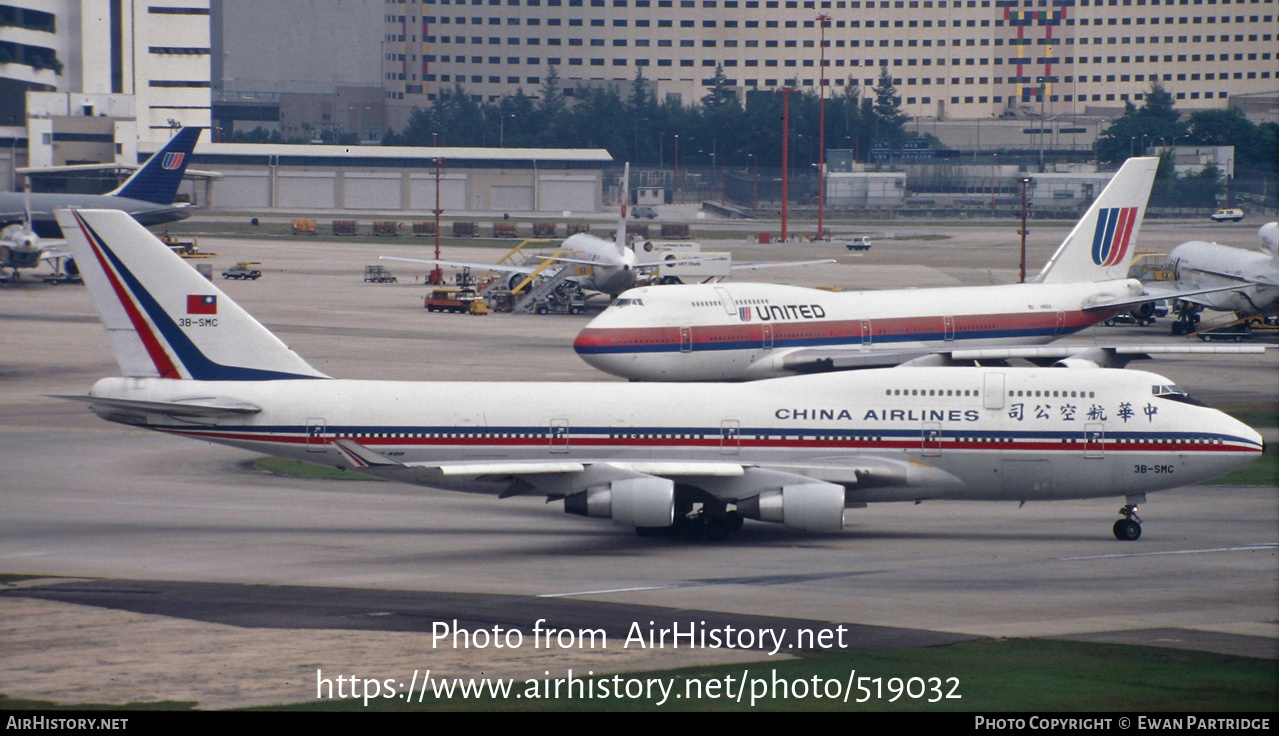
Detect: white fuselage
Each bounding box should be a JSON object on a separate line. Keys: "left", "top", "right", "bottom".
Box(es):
{"left": 1168, "top": 241, "right": 1279, "bottom": 316}
{"left": 575, "top": 280, "right": 1139, "bottom": 381}
{"left": 88, "top": 366, "right": 1260, "bottom": 505}
{"left": 559, "top": 232, "right": 637, "bottom": 296}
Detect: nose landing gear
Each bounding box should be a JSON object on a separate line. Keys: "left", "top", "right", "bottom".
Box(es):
{"left": 1113, "top": 503, "right": 1143, "bottom": 541}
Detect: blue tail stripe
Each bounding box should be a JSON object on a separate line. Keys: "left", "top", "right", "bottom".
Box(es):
{"left": 113, "top": 127, "right": 201, "bottom": 205}
{"left": 83, "top": 219, "right": 323, "bottom": 381}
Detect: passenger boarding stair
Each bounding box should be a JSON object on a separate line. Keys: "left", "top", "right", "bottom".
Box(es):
{"left": 512, "top": 261, "right": 577, "bottom": 313}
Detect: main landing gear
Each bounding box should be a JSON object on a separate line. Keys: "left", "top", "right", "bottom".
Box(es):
{"left": 636, "top": 506, "right": 745, "bottom": 542}
{"left": 1113, "top": 503, "right": 1143, "bottom": 541}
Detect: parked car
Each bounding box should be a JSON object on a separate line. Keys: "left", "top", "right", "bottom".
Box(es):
{"left": 632, "top": 206, "right": 658, "bottom": 219}
{"left": 1210, "top": 208, "right": 1245, "bottom": 222}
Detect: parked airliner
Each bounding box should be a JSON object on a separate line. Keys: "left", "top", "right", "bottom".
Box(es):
{"left": 574, "top": 157, "right": 1235, "bottom": 381}
{"left": 1, "top": 126, "right": 202, "bottom": 240}
{"left": 56, "top": 208, "right": 1261, "bottom": 541}
{"left": 384, "top": 163, "right": 830, "bottom": 296}
{"left": 1165, "top": 222, "right": 1279, "bottom": 334}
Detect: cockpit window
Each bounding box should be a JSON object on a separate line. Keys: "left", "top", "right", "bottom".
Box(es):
{"left": 1152, "top": 384, "right": 1205, "bottom": 406}
{"left": 612, "top": 298, "right": 644, "bottom": 308}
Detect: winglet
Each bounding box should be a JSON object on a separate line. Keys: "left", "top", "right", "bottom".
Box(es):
{"left": 109, "top": 127, "right": 202, "bottom": 205}
{"left": 55, "top": 208, "right": 328, "bottom": 381}
{"left": 1033, "top": 156, "right": 1159, "bottom": 284}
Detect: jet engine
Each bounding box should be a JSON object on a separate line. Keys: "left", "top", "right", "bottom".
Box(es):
{"left": 736, "top": 482, "right": 846, "bottom": 532}
{"left": 1259, "top": 222, "right": 1279, "bottom": 259}
{"left": 564, "top": 476, "right": 675, "bottom": 527}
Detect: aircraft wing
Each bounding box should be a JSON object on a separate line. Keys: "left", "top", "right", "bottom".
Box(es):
{"left": 777, "top": 343, "right": 1267, "bottom": 372}
{"left": 633, "top": 257, "right": 835, "bottom": 272}
{"left": 1082, "top": 283, "right": 1252, "bottom": 311}
{"left": 1177, "top": 265, "right": 1279, "bottom": 288}
{"left": 947, "top": 344, "right": 1267, "bottom": 368}
{"left": 330, "top": 439, "right": 921, "bottom": 507}
{"left": 380, "top": 255, "right": 539, "bottom": 275}
{"left": 732, "top": 259, "right": 837, "bottom": 270}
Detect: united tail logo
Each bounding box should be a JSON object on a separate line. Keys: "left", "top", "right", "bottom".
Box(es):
{"left": 162, "top": 152, "right": 185, "bottom": 170}
{"left": 1091, "top": 207, "right": 1137, "bottom": 267}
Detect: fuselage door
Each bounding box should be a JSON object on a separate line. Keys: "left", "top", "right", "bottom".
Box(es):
{"left": 679, "top": 326, "right": 692, "bottom": 353}
{"left": 943, "top": 315, "right": 956, "bottom": 341}
{"left": 860, "top": 319, "right": 872, "bottom": 345}
{"left": 1084, "top": 423, "right": 1104, "bottom": 458}
{"left": 982, "top": 372, "right": 1005, "bottom": 410}
{"left": 720, "top": 420, "right": 740, "bottom": 455}
{"left": 761, "top": 323, "right": 773, "bottom": 349}
{"left": 306, "top": 417, "right": 327, "bottom": 453}
{"left": 550, "top": 418, "right": 570, "bottom": 453}
{"left": 922, "top": 422, "right": 942, "bottom": 457}
{"left": 1054, "top": 311, "right": 1066, "bottom": 336}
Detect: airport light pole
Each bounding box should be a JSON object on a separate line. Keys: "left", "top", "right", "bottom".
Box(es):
{"left": 1019, "top": 176, "right": 1032, "bottom": 283}
{"left": 430, "top": 157, "right": 444, "bottom": 285}
{"left": 817, "top": 14, "right": 830, "bottom": 239}
{"left": 748, "top": 153, "right": 759, "bottom": 210}
{"left": 673, "top": 134, "right": 680, "bottom": 204}
{"left": 500, "top": 114, "right": 515, "bottom": 147}
{"left": 779, "top": 87, "right": 794, "bottom": 242}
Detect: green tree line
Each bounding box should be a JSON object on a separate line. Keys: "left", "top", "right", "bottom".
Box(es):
{"left": 381, "top": 66, "right": 915, "bottom": 171}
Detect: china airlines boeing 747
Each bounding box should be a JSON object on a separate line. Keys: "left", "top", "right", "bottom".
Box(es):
{"left": 56, "top": 207, "right": 1261, "bottom": 541}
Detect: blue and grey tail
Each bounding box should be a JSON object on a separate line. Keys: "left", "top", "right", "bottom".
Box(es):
{"left": 55, "top": 208, "right": 328, "bottom": 381}
{"left": 1034, "top": 156, "right": 1159, "bottom": 284}
{"left": 108, "top": 127, "right": 202, "bottom": 205}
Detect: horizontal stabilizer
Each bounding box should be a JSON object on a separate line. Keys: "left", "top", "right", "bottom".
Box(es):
{"left": 53, "top": 394, "right": 261, "bottom": 419}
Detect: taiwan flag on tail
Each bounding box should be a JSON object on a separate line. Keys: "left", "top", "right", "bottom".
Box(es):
{"left": 187, "top": 294, "right": 217, "bottom": 315}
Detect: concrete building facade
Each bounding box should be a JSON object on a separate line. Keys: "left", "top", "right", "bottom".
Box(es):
{"left": 381, "top": 0, "right": 1276, "bottom": 129}
{"left": 2, "top": 0, "right": 211, "bottom": 185}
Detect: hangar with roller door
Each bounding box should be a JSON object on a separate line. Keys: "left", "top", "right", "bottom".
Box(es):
{"left": 187, "top": 144, "right": 611, "bottom": 215}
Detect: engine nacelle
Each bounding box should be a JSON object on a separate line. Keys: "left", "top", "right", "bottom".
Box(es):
{"left": 564, "top": 476, "right": 674, "bottom": 528}
{"left": 736, "top": 482, "right": 846, "bottom": 532}
{"left": 1259, "top": 222, "right": 1279, "bottom": 259}
{"left": 1052, "top": 358, "right": 1103, "bottom": 369}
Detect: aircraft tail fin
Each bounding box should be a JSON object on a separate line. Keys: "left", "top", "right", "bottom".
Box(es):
{"left": 108, "top": 127, "right": 202, "bottom": 204}
{"left": 1033, "top": 156, "right": 1159, "bottom": 284}
{"left": 54, "top": 208, "right": 328, "bottom": 381}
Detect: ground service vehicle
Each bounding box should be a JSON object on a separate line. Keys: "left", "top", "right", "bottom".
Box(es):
{"left": 222, "top": 262, "right": 261, "bottom": 280}
{"left": 1211, "top": 209, "right": 1245, "bottom": 222}
{"left": 364, "top": 265, "right": 397, "bottom": 283}
{"left": 425, "top": 287, "right": 488, "bottom": 314}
